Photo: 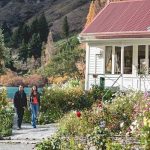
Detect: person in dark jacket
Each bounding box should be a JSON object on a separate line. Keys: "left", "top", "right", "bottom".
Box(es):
{"left": 14, "top": 85, "right": 27, "bottom": 130}
{"left": 30, "top": 85, "right": 40, "bottom": 128}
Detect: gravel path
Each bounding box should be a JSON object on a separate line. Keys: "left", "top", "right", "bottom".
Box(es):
{"left": 0, "top": 143, "right": 35, "bottom": 150}
{"left": 0, "top": 123, "right": 58, "bottom": 150}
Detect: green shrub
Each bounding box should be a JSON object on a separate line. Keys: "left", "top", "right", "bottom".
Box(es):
{"left": 59, "top": 111, "right": 94, "bottom": 136}
{"left": 36, "top": 132, "right": 86, "bottom": 150}
{"left": 38, "top": 84, "right": 113, "bottom": 124}
{"left": 0, "top": 88, "right": 13, "bottom": 137}
{"left": 38, "top": 108, "right": 62, "bottom": 124}
{"left": 105, "top": 91, "right": 143, "bottom": 133}
{"left": 87, "top": 85, "right": 113, "bottom": 102}
{"left": 141, "top": 125, "right": 150, "bottom": 150}
{"left": 0, "top": 88, "right": 8, "bottom": 108}
{"left": 23, "top": 108, "right": 31, "bottom": 123}
{"left": 36, "top": 140, "right": 54, "bottom": 150}
{"left": 36, "top": 133, "right": 62, "bottom": 150}
{"left": 39, "top": 86, "right": 93, "bottom": 124}
{"left": 88, "top": 126, "right": 110, "bottom": 150}
{"left": 106, "top": 142, "right": 123, "bottom": 150}
{"left": 0, "top": 109, "right": 13, "bottom": 137}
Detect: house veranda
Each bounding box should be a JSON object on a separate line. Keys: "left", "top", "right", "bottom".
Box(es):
{"left": 79, "top": 0, "right": 150, "bottom": 91}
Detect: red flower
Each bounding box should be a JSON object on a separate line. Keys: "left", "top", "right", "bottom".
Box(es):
{"left": 76, "top": 111, "right": 81, "bottom": 118}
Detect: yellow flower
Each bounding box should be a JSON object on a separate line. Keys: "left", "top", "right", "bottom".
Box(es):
{"left": 143, "top": 117, "right": 150, "bottom": 127}
{"left": 143, "top": 117, "right": 147, "bottom": 126}
{"left": 148, "top": 119, "right": 150, "bottom": 127}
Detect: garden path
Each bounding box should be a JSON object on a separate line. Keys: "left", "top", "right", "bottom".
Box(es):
{"left": 0, "top": 123, "right": 58, "bottom": 150}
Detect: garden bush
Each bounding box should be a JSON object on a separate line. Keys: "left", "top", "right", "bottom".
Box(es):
{"left": 0, "top": 109, "right": 13, "bottom": 137}
{"left": 0, "top": 87, "right": 8, "bottom": 107}
{"left": 38, "top": 84, "right": 114, "bottom": 124}
{"left": 0, "top": 88, "right": 13, "bottom": 137}
{"left": 130, "top": 92, "right": 150, "bottom": 150}
{"left": 39, "top": 86, "right": 94, "bottom": 124}
{"left": 23, "top": 108, "right": 31, "bottom": 123}
{"left": 36, "top": 133, "right": 86, "bottom": 150}
{"left": 59, "top": 110, "right": 94, "bottom": 136}
{"left": 104, "top": 91, "right": 143, "bottom": 133}
{"left": 87, "top": 85, "right": 113, "bottom": 102}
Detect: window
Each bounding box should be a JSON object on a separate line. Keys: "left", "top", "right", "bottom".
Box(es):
{"left": 138, "top": 45, "right": 146, "bottom": 74}
{"left": 124, "top": 46, "right": 133, "bottom": 74}
{"left": 105, "top": 46, "right": 112, "bottom": 74}
{"left": 115, "top": 47, "right": 121, "bottom": 74}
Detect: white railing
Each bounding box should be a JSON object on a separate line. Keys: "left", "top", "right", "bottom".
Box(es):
{"left": 102, "top": 74, "right": 122, "bottom": 101}
{"left": 89, "top": 73, "right": 150, "bottom": 91}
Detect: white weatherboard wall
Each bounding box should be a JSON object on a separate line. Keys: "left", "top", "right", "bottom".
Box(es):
{"left": 87, "top": 45, "right": 104, "bottom": 89}
{"left": 84, "top": 39, "right": 150, "bottom": 91}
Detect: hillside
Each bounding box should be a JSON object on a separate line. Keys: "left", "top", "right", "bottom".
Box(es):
{"left": 0, "top": 0, "right": 90, "bottom": 39}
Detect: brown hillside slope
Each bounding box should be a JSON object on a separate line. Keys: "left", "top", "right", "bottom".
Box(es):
{"left": 0, "top": 0, "right": 90, "bottom": 38}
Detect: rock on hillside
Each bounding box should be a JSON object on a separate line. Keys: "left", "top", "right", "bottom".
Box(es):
{"left": 0, "top": 0, "right": 90, "bottom": 38}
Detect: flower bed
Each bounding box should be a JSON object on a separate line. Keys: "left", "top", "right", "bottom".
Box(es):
{"left": 36, "top": 90, "right": 150, "bottom": 149}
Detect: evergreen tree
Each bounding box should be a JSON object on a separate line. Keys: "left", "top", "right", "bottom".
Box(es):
{"left": 28, "top": 33, "right": 42, "bottom": 60}
{"left": 30, "top": 18, "right": 39, "bottom": 35}
{"left": 11, "top": 28, "right": 19, "bottom": 48}
{"left": 1, "top": 21, "right": 12, "bottom": 44}
{"left": 21, "top": 24, "right": 30, "bottom": 43}
{"left": 18, "top": 22, "right": 25, "bottom": 43}
{"left": 0, "top": 29, "right": 5, "bottom": 65}
{"left": 0, "top": 29, "right": 11, "bottom": 72}
{"left": 62, "top": 16, "right": 69, "bottom": 39}
{"left": 18, "top": 40, "right": 29, "bottom": 64}
{"left": 11, "top": 22, "right": 24, "bottom": 48}
{"left": 38, "top": 13, "right": 49, "bottom": 42}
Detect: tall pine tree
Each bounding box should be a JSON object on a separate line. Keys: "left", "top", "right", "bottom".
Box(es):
{"left": 18, "top": 40, "right": 29, "bottom": 65}
{"left": 11, "top": 28, "right": 19, "bottom": 48}
{"left": 28, "top": 33, "right": 42, "bottom": 60}
{"left": 21, "top": 24, "right": 30, "bottom": 43}
{"left": 30, "top": 18, "right": 39, "bottom": 35}
{"left": 11, "top": 22, "right": 24, "bottom": 48}
{"left": 62, "top": 16, "right": 69, "bottom": 39}
{"left": 38, "top": 13, "right": 49, "bottom": 42}
{"left": 1, "top": 21, "right": 12, "bottom": 45}
{"left": 0, "top": 29, "right": 11, "bottom": 72}
{"left": 0, "top": 29, "right": 5, "bottom": 67}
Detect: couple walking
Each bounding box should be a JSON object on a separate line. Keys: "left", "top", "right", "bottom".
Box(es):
{"left": 14, "top": 85, "right": 40, "bottom": 129}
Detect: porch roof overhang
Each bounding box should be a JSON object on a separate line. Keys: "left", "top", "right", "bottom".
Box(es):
{"left": 79, "top": 31, "right": 150, "bottom": 43}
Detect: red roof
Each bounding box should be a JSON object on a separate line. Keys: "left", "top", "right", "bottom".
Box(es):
{"left": 81, "top": 0, "right": 150, "bottom": 38}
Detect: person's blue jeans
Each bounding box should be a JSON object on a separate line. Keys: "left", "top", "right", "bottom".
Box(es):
{"left": 30, "top": 103, "right": 39, "bottom": 128}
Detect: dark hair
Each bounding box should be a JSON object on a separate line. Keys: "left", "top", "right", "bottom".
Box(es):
{"left": 19, "top": 84, "right": 24, "bottom": 88}
{"left": 31, "top": 85, "right": 38, "bottom": 96}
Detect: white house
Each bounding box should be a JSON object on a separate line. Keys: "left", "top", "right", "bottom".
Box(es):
{"left": 79, "top": 0, "right": 150, "bottom": 91}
